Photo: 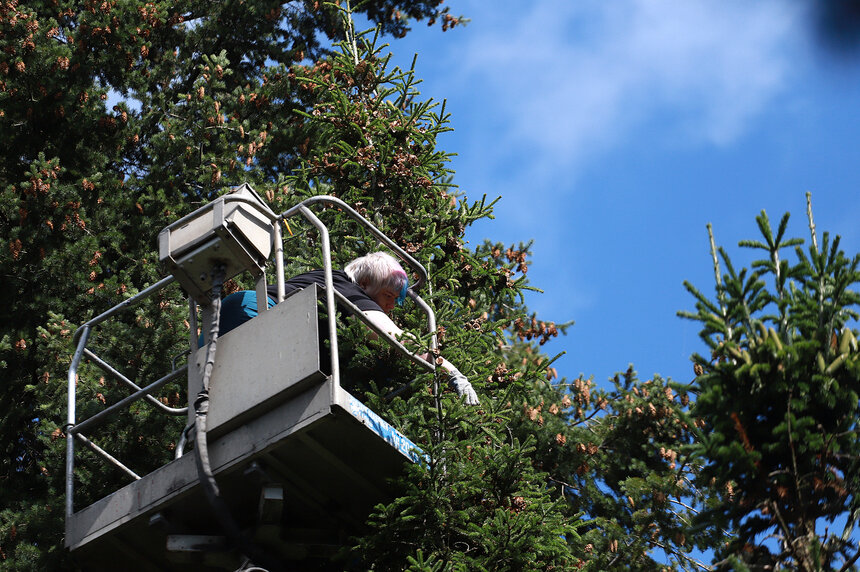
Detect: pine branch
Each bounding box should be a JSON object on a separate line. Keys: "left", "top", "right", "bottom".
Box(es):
{"left": 646, "top": 537, "right": 713, "bottom": 571}
{"left": 708, "top": 223, "right": 732, "bottom": 341}
{"left": 807, "top": 191, "right": 819, "bottom": 254}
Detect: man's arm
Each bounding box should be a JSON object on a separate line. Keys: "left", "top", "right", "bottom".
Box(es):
{"left": 361, "top": 310, "right": 480, "bottom": 405}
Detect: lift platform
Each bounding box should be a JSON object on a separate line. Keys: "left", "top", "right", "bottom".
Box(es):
{"left": 65, "top": 186, "right": 437, "bottom": 570}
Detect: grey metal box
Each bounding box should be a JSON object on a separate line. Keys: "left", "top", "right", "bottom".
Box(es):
{"left": 198, "top": 285, "right": 326, "bottom": 438}
{"left": 158, "top": 184, "right": 275, "bottom": 302}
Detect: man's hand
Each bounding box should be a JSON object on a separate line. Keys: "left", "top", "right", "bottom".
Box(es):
{"left": 448, "top": 370, "right": 479, "bottom": 406}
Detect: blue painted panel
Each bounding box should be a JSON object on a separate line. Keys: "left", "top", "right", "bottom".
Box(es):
{"left": 346, "top": 394, "right": 425, "bottom": 465}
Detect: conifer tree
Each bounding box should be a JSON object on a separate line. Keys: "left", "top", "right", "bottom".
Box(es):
{"left": 1, "top": 0, "right": 743, "bottom": 569}
{"left": 680, "top": 195, "right": 860, "bottom": 571}
{"left": 545, "top": 367, "right": 716, "bottom": 571}
{"left": 279, "top": 23, "right": 578, "bottom": 570}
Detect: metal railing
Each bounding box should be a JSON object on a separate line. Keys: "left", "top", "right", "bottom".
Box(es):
{"left": 66, "top": 193, "right": 438, "bottom": 521}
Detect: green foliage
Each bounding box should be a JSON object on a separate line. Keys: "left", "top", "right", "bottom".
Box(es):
{"left": 1, "top": 0, "right": 597, "bottom": 568}
{"left": 281, "top": 27, "right": 578, "bottom": 569}
{"left": 0, "top": 0, "right": 471, "bottom": 568}
{"left": 519, "top": 365, "right": 715, "bottom": 571}
{"left": 2, "top": 0, "right": 769, "bottom": 569}
{"left": 356, "top": 432, "right": 577, "bottom": 570}
{"left": 680, "top": 197, "right": 860, "bottom": 571}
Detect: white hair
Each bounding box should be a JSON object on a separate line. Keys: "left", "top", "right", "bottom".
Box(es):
{"left": 344, "top": 251, "right": 408, "bottom": 297}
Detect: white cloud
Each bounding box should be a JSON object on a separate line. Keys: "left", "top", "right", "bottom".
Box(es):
{"left": 453, "top": 0, "right": 807, "bottom": 177}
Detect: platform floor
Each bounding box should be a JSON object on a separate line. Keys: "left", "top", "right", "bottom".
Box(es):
{"left": 66, "top": 381, "right": 421, "bottom": 571}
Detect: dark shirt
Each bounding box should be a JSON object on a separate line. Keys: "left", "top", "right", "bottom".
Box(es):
{"left": 267, "top": 270, "right": 382, "bottom": 314}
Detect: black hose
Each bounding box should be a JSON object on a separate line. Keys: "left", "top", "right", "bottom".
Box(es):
{"left": 193, "top": 266, "right": 284, "bottom": 572}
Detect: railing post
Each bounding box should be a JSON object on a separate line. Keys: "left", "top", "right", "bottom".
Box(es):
{"left": 298, "top": 206, "right": 340, "bottom": 394}
{"left": 66, "top": 325, "right": 91, "bottom": 520}
{"left": 274, "top": 219, "right": 285, "bottom": 303}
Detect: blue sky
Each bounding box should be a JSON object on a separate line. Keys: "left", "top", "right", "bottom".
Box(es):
{"left": 376, "top": 0, "right": 860, "bottom": 389}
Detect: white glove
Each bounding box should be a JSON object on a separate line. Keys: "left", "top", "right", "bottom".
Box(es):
{"left": 447, "top": 369, "right": 480, "bottom": 406}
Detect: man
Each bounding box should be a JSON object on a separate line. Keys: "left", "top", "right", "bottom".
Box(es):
{"left": 216, "top": 252, "right": 479, "bottom": 405}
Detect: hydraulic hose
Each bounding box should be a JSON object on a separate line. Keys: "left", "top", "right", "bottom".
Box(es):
{"left": 193, "top": 265, "right": 285, "bottom": 572}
